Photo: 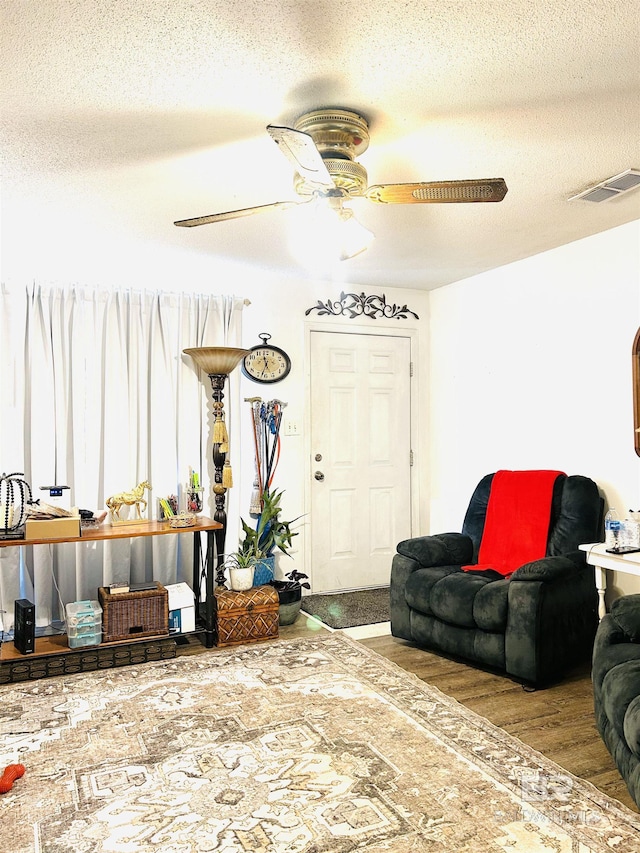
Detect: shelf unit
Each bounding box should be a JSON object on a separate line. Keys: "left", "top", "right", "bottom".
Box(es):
{"left": 0, "top": 516, "right": 222, "bottom": 682}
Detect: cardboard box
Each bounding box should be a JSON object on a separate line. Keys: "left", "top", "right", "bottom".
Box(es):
{"left": 25, "top": 517, "right": 81, "bottom": 540}
{"left": 166, "top": 582, "right": 196, "bottom": 633}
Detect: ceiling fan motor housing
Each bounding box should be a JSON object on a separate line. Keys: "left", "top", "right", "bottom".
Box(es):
{"left": 293, "top": 109, "right": 370, "bottom": 197}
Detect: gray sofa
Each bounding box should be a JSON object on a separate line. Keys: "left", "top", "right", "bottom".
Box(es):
{"left": 592, "top": 594, "right": 640, "bottom": 808}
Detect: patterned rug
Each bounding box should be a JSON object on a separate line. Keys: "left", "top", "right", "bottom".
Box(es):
{"left": 301, "top": 587, "right": 389, "bottom": 628}
{"left": 2, "top": 634, "right": 639, "bottom": 852}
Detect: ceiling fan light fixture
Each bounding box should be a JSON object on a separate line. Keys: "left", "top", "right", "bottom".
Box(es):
{"left": 335, "top": 206, "right": 374, "bottom": 260}
{"left": 289, "top": 198, "right": 374, "bottom": 267}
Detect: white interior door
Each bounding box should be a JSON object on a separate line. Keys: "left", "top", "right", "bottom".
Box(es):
{"left": 309, "top": 331, "right": 412, "bottom": 593}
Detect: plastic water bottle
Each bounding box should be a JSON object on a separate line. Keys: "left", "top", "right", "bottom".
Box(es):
{"left": 605, "top": 508, "right": 621, "bottom": 551}
{"left": 622, "top": 511, "right": 640, "bottom": 550}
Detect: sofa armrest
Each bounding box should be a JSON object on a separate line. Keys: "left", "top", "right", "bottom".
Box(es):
{"left": 609, "top": 594, "right": 640, "bottom": 642}
{"left": 396, "top": 532, "right": 474, "bottom": 568}
{"left": 510, "top": 554, "right": 584, "bottom": 583}
{"left": 390, "top": 533, "right": 473, "bottom": 641}
{"left": 591, "top": 612, "right": 640, "bottom": 694}
{"left": 506, "top": 565, "right": 598, "bottom": 684}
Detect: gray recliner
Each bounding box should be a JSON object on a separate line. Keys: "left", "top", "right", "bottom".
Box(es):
{"left": 390, "top": 472, "right": 603, "bottom": 687}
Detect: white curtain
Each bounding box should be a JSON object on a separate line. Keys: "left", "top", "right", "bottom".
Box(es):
{"left": 0, "top": 283, "right": 245, "bottom": 630}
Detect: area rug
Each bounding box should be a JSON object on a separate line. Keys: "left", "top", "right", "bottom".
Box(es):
{"left": 2, "top": 635, "right": 639, "bottom": 852}
{"left": 301, "top": 587, "right": 389, "bottom": 628}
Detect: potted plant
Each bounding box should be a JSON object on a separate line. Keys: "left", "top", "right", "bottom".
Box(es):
{"left": 239, "top": 489, "right": 300, "bottom": 585}
{"left": 223, "top": 550, "right": 258, "bottom": 591}
{"left": 270, "top": 569, "right": 310, "bottom": 625}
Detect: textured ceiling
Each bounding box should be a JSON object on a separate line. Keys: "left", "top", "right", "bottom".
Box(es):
{"left": 2, "top": 0, "right": 639, "bottom": 290}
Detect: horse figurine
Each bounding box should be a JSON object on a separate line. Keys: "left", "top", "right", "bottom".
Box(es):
{"left": 106, "top": 480, "right": 152, "bottom": 521}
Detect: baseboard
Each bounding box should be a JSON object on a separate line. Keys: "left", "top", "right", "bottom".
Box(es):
{"left": 341, "top": 622, "right": 391, "bottom": 639}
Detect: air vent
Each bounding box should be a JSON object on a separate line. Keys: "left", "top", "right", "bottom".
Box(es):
{"left": 568, "top": 169, "right": 640, "bottom": 203}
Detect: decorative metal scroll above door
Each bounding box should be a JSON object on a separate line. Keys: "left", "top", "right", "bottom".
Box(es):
{"left": 305, "top": 291, "right": 419, "bottom": 321}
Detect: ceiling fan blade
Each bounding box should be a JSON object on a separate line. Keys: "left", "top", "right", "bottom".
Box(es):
{"left": 266, "top": 125, "right": 334, "bottom": 189}
{"left": 174, "top": 199, "right": 305, "bottom": 227}
{"left": 365, "top": 178, "right": 508, "bottom": 204}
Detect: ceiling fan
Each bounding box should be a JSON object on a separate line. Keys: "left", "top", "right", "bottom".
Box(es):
{"left": 174, "top": 108, "right": 508, "bottom": 256}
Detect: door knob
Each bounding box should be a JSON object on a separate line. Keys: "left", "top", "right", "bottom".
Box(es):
{"left": 314, "top": 471, "right": 325, "bottom": 481}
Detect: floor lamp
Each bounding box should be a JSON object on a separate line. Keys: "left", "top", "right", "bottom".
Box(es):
{"left": 184, "top": 347, "right": 249, "bottom": 588}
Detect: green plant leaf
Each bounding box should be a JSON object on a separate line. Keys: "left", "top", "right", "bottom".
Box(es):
{"left": 238, "top": 488, "right": 300, "bottom": 558}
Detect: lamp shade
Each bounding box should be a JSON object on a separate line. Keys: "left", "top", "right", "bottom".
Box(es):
{"left": 184, "top": 347, "right": 250, "bottom": 376}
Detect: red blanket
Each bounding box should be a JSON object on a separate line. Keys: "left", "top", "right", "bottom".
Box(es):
{"left": 463, "top": 470, "right": 564, "bottom": 577}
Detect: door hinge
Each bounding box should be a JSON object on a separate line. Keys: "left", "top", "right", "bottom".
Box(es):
{"left": 409, "top": 361, "right": 414, "bottom": 377}
{"left": 410, "top": 449, "right": 414, "bottom": 467}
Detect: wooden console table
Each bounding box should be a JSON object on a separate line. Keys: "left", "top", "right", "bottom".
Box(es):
{"left": 579, "top": 542, "right": 640, "bottom": 620}
{"left": 0, "top": 516, "right": 223, "bottom": 657}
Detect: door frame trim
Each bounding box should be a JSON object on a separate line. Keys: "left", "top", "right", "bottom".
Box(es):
{"left": 304, "top": 321, "right": 422, "bottom": 587}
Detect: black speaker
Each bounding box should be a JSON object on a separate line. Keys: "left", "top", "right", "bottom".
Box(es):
{"left": 14, "top": 598, "right": 35, "bottom": 655}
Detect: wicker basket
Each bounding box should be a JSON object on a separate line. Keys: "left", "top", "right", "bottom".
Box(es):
{"left": 99, "top": 583, "right": 169, "bottom": 642}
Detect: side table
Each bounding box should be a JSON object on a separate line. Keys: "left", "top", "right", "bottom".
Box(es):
{"left": 579, "top": 542, "right": 640, "bottom": 620}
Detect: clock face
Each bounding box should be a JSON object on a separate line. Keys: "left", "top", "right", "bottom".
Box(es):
{"left": 242, "top": 345, "right": 291, "bottom": 384}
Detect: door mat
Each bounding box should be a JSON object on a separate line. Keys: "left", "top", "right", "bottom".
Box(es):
{"left": 301, "top": 586, "right": 389, "bottom": 629}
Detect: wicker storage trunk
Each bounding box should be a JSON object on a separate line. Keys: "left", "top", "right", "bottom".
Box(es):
{"left": 214, "top": 586, "right": 279, "bottom": 647}
{"left": 99, "top": 583, "right": 169, "bottom": 642}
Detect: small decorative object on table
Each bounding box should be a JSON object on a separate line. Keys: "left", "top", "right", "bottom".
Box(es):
{"left": 185, "top": 468, "right": 205, "bottom": 514}
{"left": 158, "top": 494, "right": 178, "bottom": 521}
{"left": 106, "top": 480, "right": 152, "bottom": 524}
{"left": 79, "top": 509, "right": 107, "bottom": 530}
{"left": 169, "top": 513, "right": 196, "bottom": 529}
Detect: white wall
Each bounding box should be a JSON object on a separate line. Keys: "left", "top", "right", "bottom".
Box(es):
{"left": 429, "top": 220, "right": 640, "bottom": 599}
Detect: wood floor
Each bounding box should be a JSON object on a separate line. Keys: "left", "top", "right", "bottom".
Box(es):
{"left": 358, "top": 633, "right": 638, "bottom": 813}
{"left": 178, "top": 618, "right": 638, "bottom": 813}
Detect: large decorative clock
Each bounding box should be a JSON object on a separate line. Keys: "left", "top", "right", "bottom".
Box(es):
{"left": 242, "top": 333, "right": 291, "bottom": 384}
